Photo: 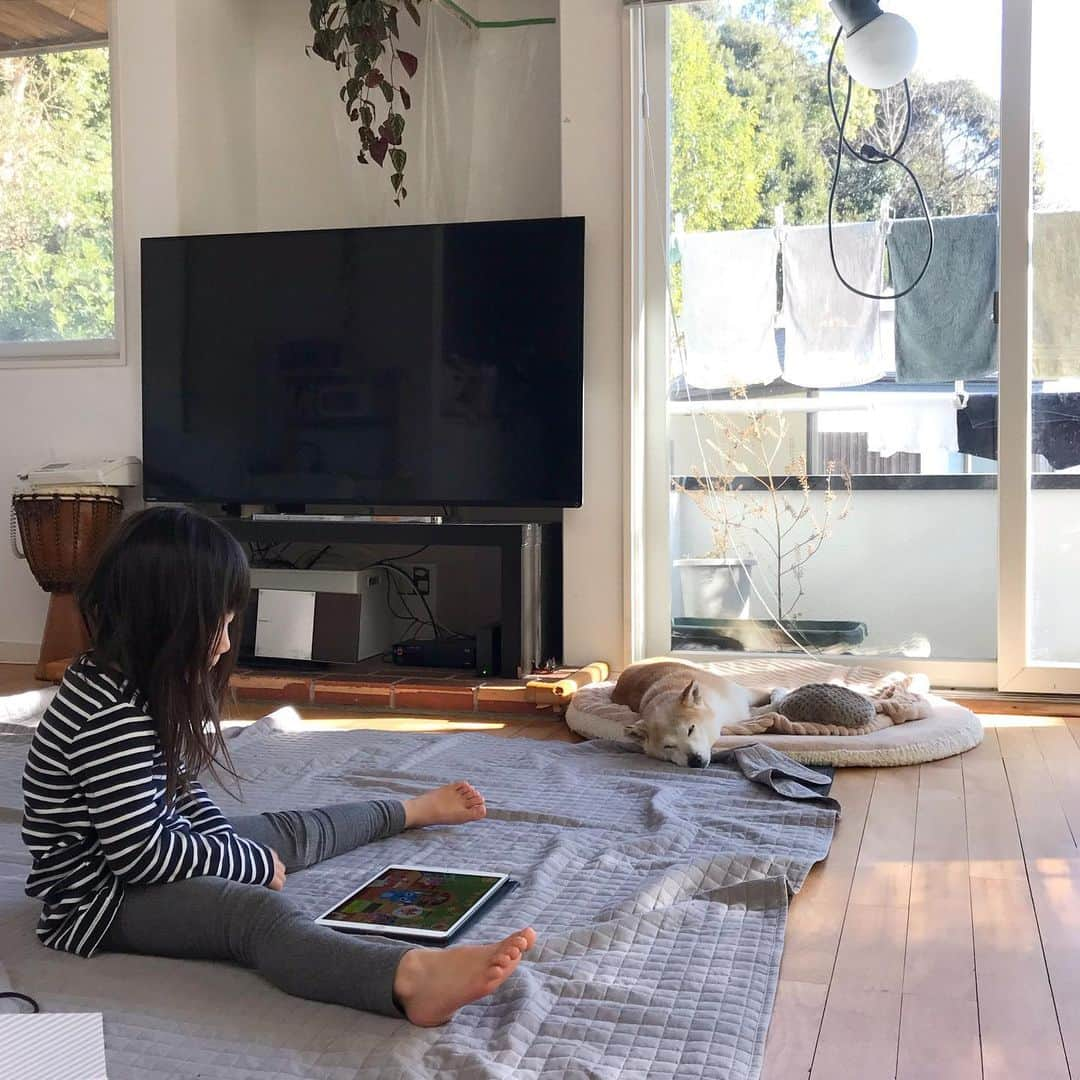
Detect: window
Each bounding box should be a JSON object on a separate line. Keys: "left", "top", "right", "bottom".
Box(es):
{"left": 665, "top": 1, "right": 1004, "bottom": 484}
{"left": 0, "top": 38, "right": 118, "bottom": 361}
{"left": 635, "top": 0, "right": 1012, "bottom": 670}
{"left": 1028, "top": 2, "right": 1080, "bottom": 665}
{"left": 634, "top": 0, "right": 1080, "bottom": 689}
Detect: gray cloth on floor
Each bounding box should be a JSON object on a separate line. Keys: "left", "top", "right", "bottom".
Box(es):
{"left": 889, "top": 213, "right": 998, "bottom": 383}
{"left": 100, "top": 801, "right": 411, "bottom": 1019}
{"left": 0, "top": 711, "right": 838, "bottom": 1080}
{"left": 711, "top": 742, "right": 839, "bottom": 812}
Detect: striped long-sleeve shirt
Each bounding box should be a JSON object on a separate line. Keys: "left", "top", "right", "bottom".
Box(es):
{"left": 22, "top": 655, "right": 274, "bottom": 957}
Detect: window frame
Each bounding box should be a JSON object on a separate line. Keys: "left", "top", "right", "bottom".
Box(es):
{"left": 0, "top": 4, "right": 125, "bottom": 369}
{"left": 629, "top": 0, "right": 1080, "bottom": 692}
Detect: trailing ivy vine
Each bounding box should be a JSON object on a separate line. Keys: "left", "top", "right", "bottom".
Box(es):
{"left": 307, "top": 0, "right": 424, "bottom": 205}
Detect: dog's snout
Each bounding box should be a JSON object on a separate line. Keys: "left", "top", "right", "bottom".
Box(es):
{"left": 688, "top": 753, "right": 708, "bottom": 769}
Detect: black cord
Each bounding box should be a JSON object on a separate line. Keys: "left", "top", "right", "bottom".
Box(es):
{"left": 392, "top": 575, "right": 416, "bottom": 614}
{"left": 379, "top": 562, "right": 440, "bottom": 638}
{"left": 0, "top": 991, "right": 40, "bottom": 1013}
{"left": 303, "top": 545, "right": 333, "bottom": 570}
{"left": 378, "top": 545, "right": 430, "bottom": 564}
{"left": 826, "top": 27, "right": 934, "bottom": 301}
{"left": 384, "top": 569, "right": 418, "bottom": 621}
{"left": 249, "top": 541, "right": 303, "bottom": 570}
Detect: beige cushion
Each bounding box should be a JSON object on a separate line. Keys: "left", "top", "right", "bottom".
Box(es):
{"left": 565, "top": 658, "right": 983, "bottom": 768}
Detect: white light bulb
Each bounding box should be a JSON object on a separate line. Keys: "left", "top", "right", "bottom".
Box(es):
{"left": 844, "top": 11, "right": 918, "bottom": 89}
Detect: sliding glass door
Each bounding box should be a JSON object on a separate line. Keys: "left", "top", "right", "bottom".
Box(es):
{"left": 997, "top": 0, "right": 1080, "bottom": 691}
{"left": 630, "top": 0, "right": 1075, "bottom": 691}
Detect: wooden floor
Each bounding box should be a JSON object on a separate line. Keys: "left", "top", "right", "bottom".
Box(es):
{"left": 763, "top": 713, "right": 1080, "bottom": 1080}
{"left": 6, "top": 664, "right": 1080, "bottom": 1078}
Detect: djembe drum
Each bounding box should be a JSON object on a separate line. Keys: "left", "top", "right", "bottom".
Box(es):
{"left": 12, "top": 487, "right": 123, "bottom": 679}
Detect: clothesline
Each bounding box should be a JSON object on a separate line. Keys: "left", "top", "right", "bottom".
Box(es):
{"left": 675, "top": 211, "right": 1080, "bottom": 392}
{"left": 668, "top": 391, "right": 965, "bottom": 415}
{"left": 671, "top": 390, "right": 1080, "bottom": 469}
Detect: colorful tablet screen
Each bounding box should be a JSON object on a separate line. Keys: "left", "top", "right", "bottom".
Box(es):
{"left": 321, "top": 867, "right": 504, "bottom": 933}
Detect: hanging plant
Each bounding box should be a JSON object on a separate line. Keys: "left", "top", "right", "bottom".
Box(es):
{"left": 307, "top": 0, "right": 424, "bottom": 206}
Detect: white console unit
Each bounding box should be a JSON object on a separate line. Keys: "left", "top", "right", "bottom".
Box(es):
{"left": 250, "top": 567, "right": 395, "bottom": 663}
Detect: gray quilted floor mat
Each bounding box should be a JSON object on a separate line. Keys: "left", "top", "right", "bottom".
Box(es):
{"left": 0, "top": 713, "right": 837, "bottom": 1079}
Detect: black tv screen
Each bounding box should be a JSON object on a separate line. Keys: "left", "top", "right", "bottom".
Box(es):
{"left": 141, "top": 217, "right": 584, "bottom": 507}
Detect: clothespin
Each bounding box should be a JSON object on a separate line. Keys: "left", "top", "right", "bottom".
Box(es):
{"left": 953, "top": 379, "right": 969, "bottom": 409}
{"left": 773, "top": 205, "right": 786, "bottom": 325}
{"left": 671, "top": 212, "right": 686, "bottom": 260}
{"left": 879, "top": 196, "right": 894, "bottom": 237}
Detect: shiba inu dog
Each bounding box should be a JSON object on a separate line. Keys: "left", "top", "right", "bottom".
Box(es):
{"left": 611, "top": 660, "right": 770, "bottom": 768}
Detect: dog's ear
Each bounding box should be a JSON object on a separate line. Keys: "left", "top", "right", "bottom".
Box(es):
{"left": 680, "top": 680, "right": 703, "bottom": 708}
{"left": 625, "top": 718, "right": 648, "bottom": 742}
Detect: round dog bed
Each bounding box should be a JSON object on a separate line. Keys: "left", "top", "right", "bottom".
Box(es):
{"left": 565, "top": 660, "right": 982, "bottom": 767}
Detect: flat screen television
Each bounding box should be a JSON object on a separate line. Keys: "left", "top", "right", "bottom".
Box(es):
{"left": 141, "top": 217, "right": 584, "bottom": 508}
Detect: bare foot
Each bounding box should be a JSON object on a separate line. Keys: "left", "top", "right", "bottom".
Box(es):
{"left": 393, "top": 928, "right": 537, "bottom": 1027}
{"left": 403, "top": 781, "right": 486, "bottom": 828}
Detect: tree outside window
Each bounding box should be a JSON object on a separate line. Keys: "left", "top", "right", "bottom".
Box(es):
{"left": 0, "top": 46, "right": 115, "bottom": 345}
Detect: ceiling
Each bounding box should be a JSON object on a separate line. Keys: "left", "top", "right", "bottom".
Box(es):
{"left": 0, "top": 1, "right": 108, "bottom": 53}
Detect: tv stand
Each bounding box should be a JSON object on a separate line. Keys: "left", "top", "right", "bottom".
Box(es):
{"left": 220, "top": 517, "right": 561, "bottom": 678}
{"left": 252, "top": 513, "right": 444, "bottom": 525}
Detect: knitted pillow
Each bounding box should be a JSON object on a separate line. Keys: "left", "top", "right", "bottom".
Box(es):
{"left": 771, "top": 683, "right": 877, "bottom": 729}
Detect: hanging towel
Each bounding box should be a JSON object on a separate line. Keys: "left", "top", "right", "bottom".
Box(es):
{"left": 864, "top": 398, "right": 960, "bottom": 458}
{"left": 679, "top": 229, "right": 781, "bottom": 389}
{"left": 955, "top": 394, "right": 997, "bottom": 461}
{"left": 956, "top": 392, "right": 1080, "bottom": 470}
{"left": 782, "top": 222, "right": 886, "bottom": 388}
{"left": 889, "top": 213, "right": 998, "bottom": 383}
{"left": 1034, "top": 212, "right": 1080, "bottom": 379}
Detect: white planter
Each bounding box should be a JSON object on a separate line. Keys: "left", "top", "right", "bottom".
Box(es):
{"left": 675, "top": 558, "right": 755, "bottom": 620}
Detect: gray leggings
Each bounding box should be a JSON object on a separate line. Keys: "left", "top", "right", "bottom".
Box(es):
{"left": 101, "top": 801, "right": 413, "bottom": 1017}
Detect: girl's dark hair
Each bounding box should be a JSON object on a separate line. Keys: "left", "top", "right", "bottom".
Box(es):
{"left": 79, "top": 506, "right": 250, "bottom": 800}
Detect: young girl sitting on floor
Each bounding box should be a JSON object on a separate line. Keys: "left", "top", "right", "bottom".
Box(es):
{"left": 21, "top": 506, "right": 536, "bottom": 1025}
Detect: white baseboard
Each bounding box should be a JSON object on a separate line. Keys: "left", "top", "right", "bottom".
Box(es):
{"left": 0, "top": 642, "right": 40, "bottom": 665}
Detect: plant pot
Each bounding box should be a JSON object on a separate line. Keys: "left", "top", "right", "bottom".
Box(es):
{"left": 672, "top": 617, "right": 869, "bottom": 653}
{"left": 674, "top": 558, "right": 755, "bottom": 620}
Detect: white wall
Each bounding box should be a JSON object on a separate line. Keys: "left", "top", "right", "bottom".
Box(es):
{"left": 463, "top": 1, "right": 562, "bottom": 222}
{"left": 176, "top": 0, "right": 561, "bottom": 234}
{"left": 176, "top": 0, "right": 257, "bottom": 234}
{"left": 1, "top": 0, "right": 561, "bottom": 659}
{"left": 674, "top": 488, "right": 997, "bottom": 661}
{"left": 673, "top": 487, "right": 1080, "bottom": 664}
{"left": 0, "top": 0, "right": 180, "bottom": 658}
{"left": 559, "top": 0, "right": 627, "bottom": 667}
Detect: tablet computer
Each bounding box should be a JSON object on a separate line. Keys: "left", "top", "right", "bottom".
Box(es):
{"left": 314, "top": 864, "right": 515, "bottom": 943}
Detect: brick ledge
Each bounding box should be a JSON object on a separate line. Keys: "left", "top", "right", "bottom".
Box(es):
{"left": 229, "top": 668, "right": 575, "bottom": 717}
